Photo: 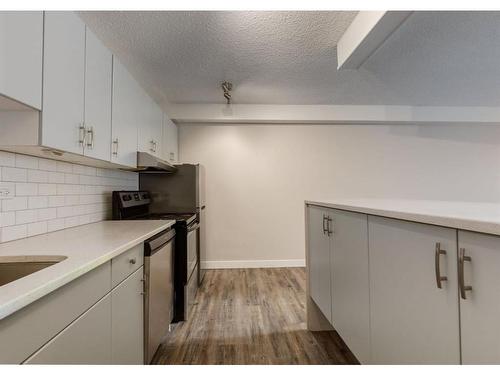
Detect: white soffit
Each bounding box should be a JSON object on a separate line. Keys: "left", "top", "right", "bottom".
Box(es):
{"left": 337, "top": 11, "right": 412, "bottom": 70}
{"left": 169, "top": 104, "right": 500, "bottom": 125}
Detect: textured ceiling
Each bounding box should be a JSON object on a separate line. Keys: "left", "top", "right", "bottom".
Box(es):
{"left": 363, "top": 11, "right": 500, "bottom": 106}
{"left": 80, "top": 11, "right": 500, "bottom": 107}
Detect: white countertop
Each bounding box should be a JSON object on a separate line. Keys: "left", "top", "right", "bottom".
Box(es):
{"left": 0, "top": 220, "right": 175, "bottom": 320}
{"left": 306, "top": 199, "right": 500, "bottom": 236}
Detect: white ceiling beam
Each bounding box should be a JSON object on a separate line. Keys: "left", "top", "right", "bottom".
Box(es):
{"left": 168, "top": 104, "right": 500, "bottom": 125}
{"left": 337, "top": 11, "right": 413, "bottom": 70}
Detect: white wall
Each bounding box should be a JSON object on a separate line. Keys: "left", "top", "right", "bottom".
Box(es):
{"left": 179, "top": 123, "right": 500, "bottom": 268}
{"left": 0, "top": 151, "right": 137, "bottom": 243}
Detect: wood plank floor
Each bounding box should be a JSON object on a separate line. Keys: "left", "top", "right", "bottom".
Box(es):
{"left": 152, "top": 268, "right": 358, "bottom": 365}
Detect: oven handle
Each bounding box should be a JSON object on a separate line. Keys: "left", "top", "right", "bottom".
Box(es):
{"left": 188, "top": 223, "right": 200, "bottom": 232}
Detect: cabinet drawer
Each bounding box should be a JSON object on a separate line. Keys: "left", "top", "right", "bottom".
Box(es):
{"left": 112, "top": 243, "right": 144, "bottom": 288}
{"left": 25, "top": 294, "right": 112, "bottom": 364}
{"left": 0, "top": 262, "right": 111, "bottom": 364}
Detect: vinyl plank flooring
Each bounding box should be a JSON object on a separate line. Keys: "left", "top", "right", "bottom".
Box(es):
{"left": 152, "top": 268, "right": 358, "bottom": 365}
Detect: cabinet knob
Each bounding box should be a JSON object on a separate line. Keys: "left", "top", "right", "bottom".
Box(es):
{"left": 129, "top": 258, "right": 137, "bottom": 265}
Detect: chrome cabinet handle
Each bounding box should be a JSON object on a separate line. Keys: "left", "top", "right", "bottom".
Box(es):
{"left": 129, "top": 258, "right": 137, "bottom": 265}
{"left": 79, "top": 124, "right": 86, "bottom": 147}
{"left": 112, "top": 139, "right": 119, "bottom": 156}
{"left": 327, "top": 216, "right": 333, "bottom": 236}
{"left": 322, "top": 214, "right": 328, "bottom": 235}
{"left": 459, "top": 248, "right": 472, "bottom": 299}
{"left": 434, "top": 242, "right": 448, "bottom": 289}
{"left": 86, "top": 126, "right": 94, "bottom": 149}
{"left": 150, "top": 140, "right": 155, "bottom": 153}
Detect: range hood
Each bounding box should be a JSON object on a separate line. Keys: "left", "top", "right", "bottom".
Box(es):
{"left": 135, "top": 152, "right": 177, "bottom": 173}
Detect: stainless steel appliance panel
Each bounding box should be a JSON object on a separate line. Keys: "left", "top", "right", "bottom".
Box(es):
{"left": 140, "top": 164, "right": 203, "bottom": 213}
{"left": 144, "top": 235, "right": 174, "bottom": 364}
{"left": 187, "top": 222, "right": 199, "bottom": 280}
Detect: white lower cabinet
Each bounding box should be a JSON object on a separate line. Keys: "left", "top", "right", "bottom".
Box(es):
{"left": 25, "top": 295, "right": 112, "bottom": 364}
{"left": 458, "top": 230, "right": 500, "bottom": 364}
{"left": 329, "top": 209, "right": 370, "bottom": 364}
{"left": 368, "top": 216, "right": 460, "bottom": 364}
{"left": 307, "top": 205, "right": 332, "bottom": 322}
{"left": 111, "top": 267, "right": 144, "bottom": 364}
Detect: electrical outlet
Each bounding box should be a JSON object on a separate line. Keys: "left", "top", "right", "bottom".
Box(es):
{"left": 0, "top": 183, "right": 14, "bottom": 199}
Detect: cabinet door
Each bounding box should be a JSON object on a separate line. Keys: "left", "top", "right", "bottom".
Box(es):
{"left": 368, "top": 216, "right": 460, "bottom": 364}
{"left": 459, "top": 230, "right": 500, "bottom": 364}
{"left": 111, "top": 58, "right": 138, "bottom": 167}
{"left": 111, "top": 267, "right": 144, "bottom": 364}
{"left": 307, "top": 205, "right": 332, "bottom": 323}
{"left": 330, "top": 209, "right": 370, "bottom": 363}
{"left": 137, "top": 89, "right": 151, "bottom": 153}
{"left": 25, "top": 294, "right": 111, "bottom": 364}
{"left": 42, "top": 11, "right": 85, "bottom": 154}
{"left": 151, "top": 102, "right": 163, "bottom": 156}
{"left": 138, "top": 95, "right": 162, "bottom": 155}
{"left": 0, "top": 11, "right": 43, "bottom": 109}
{"left": 162, "top": 114, "right": 178, "bottom": 162}
{"left": 83, "top": 27, "right": 112, "bottom": 161}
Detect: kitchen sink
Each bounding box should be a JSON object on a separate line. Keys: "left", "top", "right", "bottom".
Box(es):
{"left": 0, "top": 256, "right": 67, "bottom": 287}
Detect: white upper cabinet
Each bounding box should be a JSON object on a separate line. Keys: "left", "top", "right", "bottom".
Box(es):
{"left": 111, "top": 58, "right": 138, "bottom": 168}
{"left": 162, "top": 114, "right": 178, "bottom": 162}
{"left": 150, "top": 101, "right": 163, "bottom": 156}
{"left": 458, "top": 230, "right": 500, "bottom": 364}
{"left": 42, "top": 11, "right": 86, "bottom": 155}
{"left": 138, "top": 94, "right": 162, "bottom": 156}
{"left": 0, "top": 12, "right": 43, "bottom": 109}
{"left": 368, "top": 216, "right": 460, "bottom": 364}
{"left": 83, "top": 27, "right": 112, "bottom": 162}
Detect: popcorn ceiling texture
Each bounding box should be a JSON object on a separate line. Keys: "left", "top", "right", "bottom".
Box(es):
{"left": 0, "top": 151, "right": 138, "bottom": 243}
{"left": 81, "top": 11, "right": 500, "bottom": 107}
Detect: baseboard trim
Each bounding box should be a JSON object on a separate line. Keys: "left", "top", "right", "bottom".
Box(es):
{"left": 201, "top": 259, "right": 306, "bottom": 269}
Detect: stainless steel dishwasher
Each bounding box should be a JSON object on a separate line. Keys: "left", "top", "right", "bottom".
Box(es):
{"left": 143, "top": 228, "right": 175, "bottom": 364}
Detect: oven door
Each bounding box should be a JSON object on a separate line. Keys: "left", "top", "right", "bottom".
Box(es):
{"left": 186, "top": 221, "right": 199, "bottom": 280}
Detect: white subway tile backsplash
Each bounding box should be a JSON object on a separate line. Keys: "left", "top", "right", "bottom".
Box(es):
{"left": 16, "top": 183, "right": 38, "bottom": 196}
{"left": 0, "top": 151, "right": 15, "bottom": 167}
{"left": 64, "top": 216, "right": 80, "bottom": 229}
{"left": 38, "top": 207, "right": 57, "bottom": 221}
{"left": 0, "top": 151, "right": 138, "bottom": 243}
{"left": 2, "top": 167, "right": 27, "bottom": 182}
{"left": 64, "top": 173, "right": 79, "bottom": 184}
{"left": 47, "top": 218, "right": 65, "bottom": 232}
{"left": 16, "top": 209, "right": 38, "bottom": 225}
{"left": 64, "top": 195, "right": 79, "bottom": 206}
{"left": 48, "top": 196, "right": 66, "bottom": 208}
{"left": 38, "top": 158, "right": 57, "bottom": 171}
{"left": 56, "top": 161, "right": 73, "bottom": 173}
{"left": 0, "top": 212, "right": 15, "bottom": 227}
{"left": 1, "top": 224, "right": 27, "bottom": 242}
{"left": 48, "top": 172, "right": 65, "bottom": 184}
{"left": 28, "top": 196, "right": 49, "bottom": 209}
{"left": 27, "top": 221, "right": 47, "bottom": 236}
{"left": 2, "top": 197, "right": 28, "bottom": 212}
{"left": 28, "top": 169, "right": 49, "bottom": 183}
{"left": 38, "top": 183, "right": 57, "bottom": 196}
{"left": 15, "top": 154, "right": 38, "bottom": 169}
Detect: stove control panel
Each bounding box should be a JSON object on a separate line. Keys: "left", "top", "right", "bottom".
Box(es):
{"left": 115, "top": 191, "right": 151, "bottom": 208}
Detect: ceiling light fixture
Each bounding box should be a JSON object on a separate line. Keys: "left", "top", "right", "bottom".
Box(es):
{"left": 221, "top": 81, "right": 233, "bottom": 104}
